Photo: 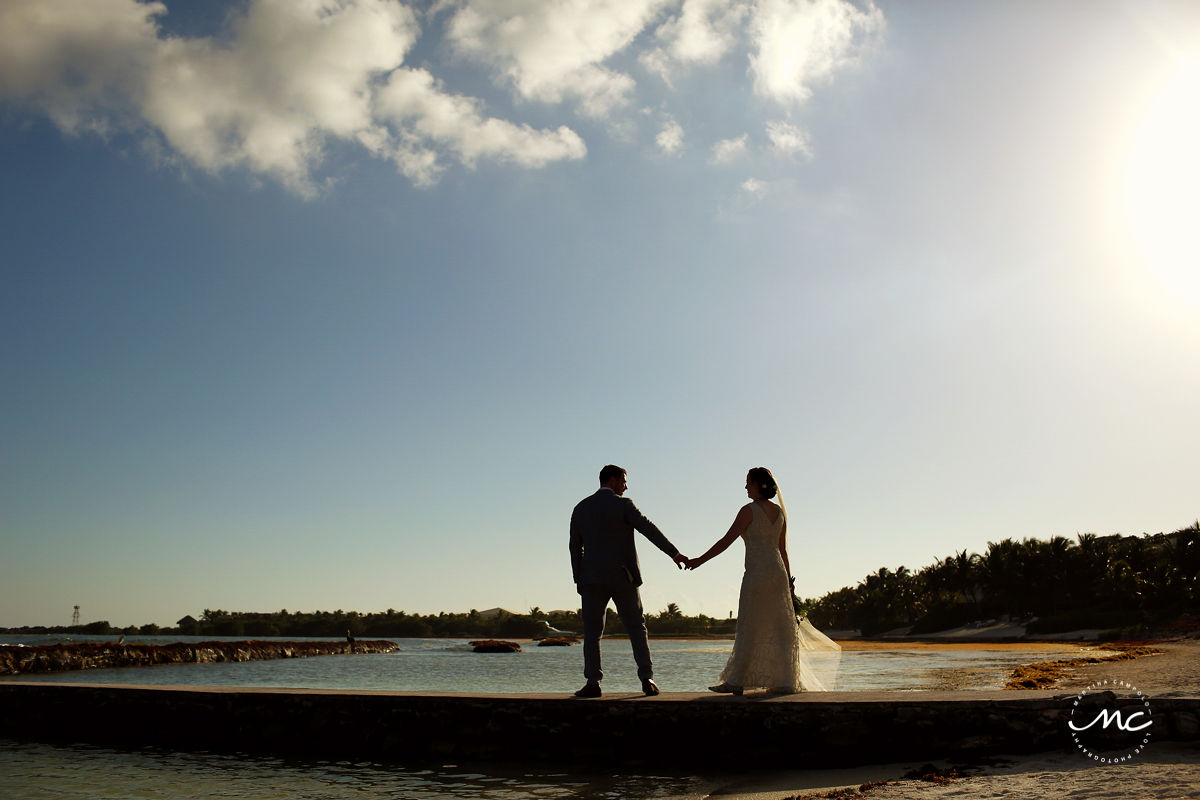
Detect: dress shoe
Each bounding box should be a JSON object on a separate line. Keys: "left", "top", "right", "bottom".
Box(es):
{"left": 574, "top": 682, "right": 601, "bottom": 698}
{"left": 708, "top": 683, "right": 743, "bottom": 695}
{"left": 641, "top": 678, "right": 660, "bottom": 696}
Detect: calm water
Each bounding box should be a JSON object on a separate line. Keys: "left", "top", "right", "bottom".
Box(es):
{"left": 0, "top": 740, "right": 715, "bottom": 800}
{"left": 1, "top": 635, "right": 1087, "bottom": 799}
{"left": 0, "top": 634, "right": 1069, "bottom": 692}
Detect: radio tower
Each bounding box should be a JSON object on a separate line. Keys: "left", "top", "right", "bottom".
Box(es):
{"left": 72, "top": 605, "right": 80, "bottom": 626}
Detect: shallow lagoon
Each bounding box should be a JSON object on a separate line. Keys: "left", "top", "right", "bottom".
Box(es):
{"left": 0, "top": 635, "right": 1097, "bottom": 693}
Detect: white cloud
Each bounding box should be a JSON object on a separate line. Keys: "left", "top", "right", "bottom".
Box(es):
{"left": 0, "top": 0, "right": 586, "bottom": 193}
{"left": 667, "top": 0, "right": 749, "bottom": 64}
{"left": 766, "top": 120, "right": 813, "bottom": 159}
{"left": 656, "top": 118, "right": 684, "bottom": 154}
{"left": 0, "top": 0, "right": 887, "bottom": 193}
{"left": 445, "top": 0, "right": 670, "bottom": 117}
{"left": 740, "top": 177, "right": 767, "bottom": 195}
{"left": 643, "top": 0, "right": 749, "bottom": 81}
{"left": 140, "top": 0, "right": 420, "bottom": 194}
{"left": 375, "top": 68, "right": 586, "bottom": 185}
{"left": 0, "top": 0, "right": 165, "bottom": 134}
{"left": 710, "top": 133, "right": 749, "bottom": 164}
{"left": 750, "top": 0, "right": 885, "bottom": 105}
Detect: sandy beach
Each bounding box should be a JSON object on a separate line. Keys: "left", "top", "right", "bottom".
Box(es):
{"left": 695, "top": 639, "right": 1200, "bottom": 800}
{"left": 694, "top": 741, "right": 1200, "bottom": 800}
{"left": 1053, "top": 640, "right": 1200, "bottom": 698}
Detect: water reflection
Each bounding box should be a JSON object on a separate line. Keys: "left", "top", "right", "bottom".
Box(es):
{"left": 0, "top": 740, "right": 711, "bottom": 800}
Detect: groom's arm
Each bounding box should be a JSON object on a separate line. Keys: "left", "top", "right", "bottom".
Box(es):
{"left": 569, "top": 507, "right": 584, "bottom": 588}
{"left": 623, "top": 499, "right": 685, "bottom": 563}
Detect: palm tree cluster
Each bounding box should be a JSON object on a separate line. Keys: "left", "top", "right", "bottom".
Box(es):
{"left": 801, "top": 522, "right": 1199, "bottom": 636}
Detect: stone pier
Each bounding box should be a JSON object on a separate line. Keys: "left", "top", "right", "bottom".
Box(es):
{"left": 0, "top": 640, "right": 398, "bottom": 675}
{"left": 1, "top": 683, "right": 1197, "bottom": 768}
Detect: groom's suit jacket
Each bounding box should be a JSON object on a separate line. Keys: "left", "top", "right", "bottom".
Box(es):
{"left": 570, "top": 488, "right": 680, "bottom": 587}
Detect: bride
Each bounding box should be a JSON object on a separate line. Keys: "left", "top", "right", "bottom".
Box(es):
{"left": 685, "top": 467, "right": 839, "bottom": 694}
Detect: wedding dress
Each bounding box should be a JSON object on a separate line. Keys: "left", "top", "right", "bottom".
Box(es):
{"left": 717, "top": 503, "right": 840, "bottom": 691}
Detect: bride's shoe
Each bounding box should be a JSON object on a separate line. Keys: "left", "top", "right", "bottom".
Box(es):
{"left": 708, "top": 683, "right": 743, "bottom": 695}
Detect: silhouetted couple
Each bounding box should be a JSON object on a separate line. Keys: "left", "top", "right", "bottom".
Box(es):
{"left": 569, "top": 464, "right": 838, "bottom": 698}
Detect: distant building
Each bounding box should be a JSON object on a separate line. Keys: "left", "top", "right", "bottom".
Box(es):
{"left": 176, "top": 615, "right": 200, "bottom": 634}
{"left": 476, "top": 607, "right": 519, "bottom": 619}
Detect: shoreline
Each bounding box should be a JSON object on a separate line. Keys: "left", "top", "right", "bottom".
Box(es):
{"left": 1004, "top": 643, "right": 1164, "bottom": 689}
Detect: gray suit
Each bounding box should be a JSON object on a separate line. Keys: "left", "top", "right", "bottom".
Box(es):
{"left": 570, "top": 487, "right": 680, "bottom": 683}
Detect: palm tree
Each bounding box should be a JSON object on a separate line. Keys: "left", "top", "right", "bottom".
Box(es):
{"left": 918, "top": 557, "right": 955, "bottom": 602}
{"left": 951, "top": 549, "right": 982, "bottom": 612}
{"left": 1165, "top": 524, "right": 1200, "bottom": 606}
{"left": 1025, "top": 536, "right": 1076, "bottom": 616}
{"left": 980, "top": 539, "right": 1024, "bottom": 618}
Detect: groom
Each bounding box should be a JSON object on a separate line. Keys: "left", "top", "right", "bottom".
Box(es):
{"left": 569, "top": 464, "right": 688, "bottom": 697}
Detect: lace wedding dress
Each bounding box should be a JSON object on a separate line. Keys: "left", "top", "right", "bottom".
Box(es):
{"left": 717, "top": 503, "right": 840, "bottom": 691}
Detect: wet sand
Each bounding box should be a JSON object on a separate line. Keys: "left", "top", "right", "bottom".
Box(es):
{"left": 687, "top": 742, "right": 1200, "bottom": 800}
{"left": 835, "top": 641, "right": 1092, "bottom": 653}
{"left": 1003, "top": 644, "right": 1163, "bottom": 689}
{"left": 1055, "top": 640, "right": 1200, "bottom": 698}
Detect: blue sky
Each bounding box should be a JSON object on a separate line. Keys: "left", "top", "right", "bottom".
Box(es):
{"left": 2, "top": 0, "right": 1198, "bottom": 628}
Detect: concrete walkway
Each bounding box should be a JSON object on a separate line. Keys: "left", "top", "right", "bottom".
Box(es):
{"left": 2, "top": 682, "right": 1197, "bottom": 769}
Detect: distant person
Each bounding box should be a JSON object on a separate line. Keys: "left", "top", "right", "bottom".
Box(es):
{"left": 570, "top": 464, "right": 688, "bottom": 697}
{"left": 686, "top": 467, "right": 839, "bottom": 693}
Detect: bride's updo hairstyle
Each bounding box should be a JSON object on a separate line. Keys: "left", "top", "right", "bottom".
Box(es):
{"left": 748, "top": 466, "right": 787, "bottom": 520}
{"left": 748, "top": 467, "right": 778, "bottom": 499}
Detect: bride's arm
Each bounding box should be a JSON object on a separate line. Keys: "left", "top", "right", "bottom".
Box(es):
{"left": 686, "top": 505, "right": 752, "bottom": 569}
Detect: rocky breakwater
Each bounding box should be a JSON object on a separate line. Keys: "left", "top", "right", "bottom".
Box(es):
{"left": 0, "top": 640, "right": 399, "bottom": 675}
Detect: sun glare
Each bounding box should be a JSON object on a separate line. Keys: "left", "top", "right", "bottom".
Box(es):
{"left": 1123, "top": 59, "right": 1200, "bottom": 310}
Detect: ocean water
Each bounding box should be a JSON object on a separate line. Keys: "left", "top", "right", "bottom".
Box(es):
{"left": 0, "top": 635, "right": 1071, "bottom": 693}
{"left": 0, "top": 739, "right": 714, "bottom": 800}
{"left": 1, "top": 635, "right": 1087, "bottom": 799}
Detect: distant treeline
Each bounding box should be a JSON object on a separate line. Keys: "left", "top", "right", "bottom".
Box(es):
{"left": 799, "top": 523, "right": 1199, "bottom": 636}
{"left": 4, "top": 523, "right": 1195, "bottom": 639}
{"left": 0, "top": 606, "right": 734, "bottom": 639}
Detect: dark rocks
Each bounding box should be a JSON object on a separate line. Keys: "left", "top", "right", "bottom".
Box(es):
{"left": 536, "top": 637, "right": 577, "bottom": 646}
{"left": 0, "top": 640, "right": 398, "bottom": 675}
{"left": 469, "top": 640, "right": 522, "bottom": 653}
